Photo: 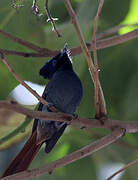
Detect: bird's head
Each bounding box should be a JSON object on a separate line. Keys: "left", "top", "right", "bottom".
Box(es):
{"left": 39, "top": 44, "right": 72, "bottom": 79}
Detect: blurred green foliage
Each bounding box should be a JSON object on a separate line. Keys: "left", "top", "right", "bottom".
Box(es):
{"left": 0, "top": 0, "right": 138, "bottom": 179}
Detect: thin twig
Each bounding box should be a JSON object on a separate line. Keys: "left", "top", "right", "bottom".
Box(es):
{"left": 64, "top": 0, "right": 107, "bottom": 117}
{"left": 0, "top": 48, "right": 56, "bottom": 57}
{"left": 0, "top": 128, "right": 124, "bottom": 180}
{"left": 0, "top": 54, "right": 57, "bottom": 112}
{"left": 0, "top": 29, "right": 138, "bottom": 57}
{"left": 93, "top": 29, "right": 138, "bottom": 51}
{"left": 31, "top": 0, "right": 41, "bottom": 16}
{"left": 88, "top": 130, "right": 138, "bottom": 151}
{"left": 92, "top": 0, "right": 104, "bottom": 118}
{"left": 106, "top": 159, "right": 138, "bottom": 180}
{"left": 0, "top": 101, "right": 73, "bottom": 127}
{"left": 45, "top": 0, "right": 61, "bottom": 37}
{"left": 12, "top": 0, "right": 17, "bottom": 8}
{"left": 64, "top": 0, "right": 94, "bottom": 75}
{"left": 0, "top": 30, "right": 52, "bottom": 53}
{"left": 1, "top": 101, "right": 138, "bottom": 133}
{"left": 0, "top": 48, "right": 58, "bottom": 57}
{"left": 97, "top": 23, "right": 138, "bottom": 40}
{"left": 32, "top": 0, "right": 37, "bottom": 9}
{"left": 12, "top": 0, "right": 24, "bottom": 9}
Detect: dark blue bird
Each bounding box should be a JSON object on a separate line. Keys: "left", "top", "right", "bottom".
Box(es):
{"left": 2, "top": 45, "right": 83, "bottom": 177}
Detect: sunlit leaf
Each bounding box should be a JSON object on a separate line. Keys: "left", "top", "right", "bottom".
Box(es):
{"left": 120, "top": 0, "right": 138, "bottom": 34}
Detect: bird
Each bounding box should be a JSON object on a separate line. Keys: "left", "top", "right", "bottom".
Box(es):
{"left": 2, "top": 44, "right": 83, "bottom": 177}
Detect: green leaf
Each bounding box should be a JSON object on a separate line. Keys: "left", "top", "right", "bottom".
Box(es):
{"left": 120, "top": 0, "right": 138, "bottom": 34}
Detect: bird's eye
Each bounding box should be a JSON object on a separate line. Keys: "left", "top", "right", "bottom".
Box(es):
{"left": 52, "top": 59, "right": 57, "bottom": 66}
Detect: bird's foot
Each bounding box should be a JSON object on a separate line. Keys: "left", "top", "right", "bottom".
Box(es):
{"left": 95, "top": 115, "right": 107, "bottom": 125}
{"left": 47, "top": 103, "right": 54, "bottom": 111}
{"left": 71, "top": 113, "right": 78, "bottom": 119}
{"left": 47, "top": 103, "right": 58, "bottom": 112}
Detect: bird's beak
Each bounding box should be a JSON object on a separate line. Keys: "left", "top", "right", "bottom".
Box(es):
{"left": 63, "top": 43, "right": 68, "bottom": 52}
{"left": 61, "top": 43, "right": 68, "bottom": 56}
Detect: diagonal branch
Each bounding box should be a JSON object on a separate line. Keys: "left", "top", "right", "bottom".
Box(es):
{"left": 0, "top": 128, "right": 124, "bottom": 180}
{"left": 93, "top": 29, "right": 138, "bottom": 50}
{"left": 12, "top": 0, "right": 24, "bottom": 9}
{"left": 1, "top": 101, "right": 138, "bottom": 133}
{"left": 106, "top": 158, "right": 138, "bottom": 180}
{"left": 0, "top": 29, "right": 53, "bottom": 54}
{"left": 71, "top": 29, "right": 138, "bottom": 56}
{"left": 0, "top": 29, "right": 138, "bottom": 58}
{"left": 31, "top": 0, "right": 40, "bottom": 16}
{"left": 0, "top": 48, "right": 58, "bottom": 57}
{"left": 97, "top": 23, "right": 138, "bottom": 40}
{"left": 0, "top": 54, "right": 57, "bottom": 112}
{"left": 45, "top": 0, "right": 61, "bottom": 37}
{"left": 64, "top": 0, "right": 107, "bottom": 117}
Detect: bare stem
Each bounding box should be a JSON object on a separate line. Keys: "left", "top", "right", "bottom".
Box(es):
{"left": 106, "top": 158, "right": 138, "bottom": 180}
{"left": 92, "top": 0, "right": 104, "bottom": 118}
{"left": 0, "top": 30, "right": 43, "bottom": 52}
{"left": 0, "top": 129, "right": 124, "bottom": 180}
{"left": 0, "top": 29, "right": 138, "bottom": 58}
{"left": 64, "top": 0, "right": 107, "bottom": 117}
{"left": 97, "top": 23, "right": 138, "bottom": 40}
{"left": 93, "top": 29, "right": 138, "bottom": 50}
{"left": 45, "top": 0, "right": 61, "bottom": 37}
{"left": 0, "top": 48, "right": 56, "bottom": 57}
{"left": 1, "top": 101, "right": 138, "bottom": 133}
{"left": 0, "top": 54, "right": 57, "bottom": 112}
{"left": 31, "top": 0, "right": 40, "bottom": 16}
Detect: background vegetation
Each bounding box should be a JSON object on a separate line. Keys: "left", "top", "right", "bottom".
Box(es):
{"left": 0, "top": 0, "right": 138, "bottom": 179}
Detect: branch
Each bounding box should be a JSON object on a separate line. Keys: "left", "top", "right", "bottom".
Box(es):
{"left": 64, "top": 0, "right": 107, "bottom": 117}
{"left": 0, "top": 54, "right": 58, "bottom": 112}
{"left": 0, "top": 101, "right": 73, "bottom": 126}
{"left": 0, "top": 48, "right": 57, "bottom": 57}
{"left": 0, "top": 29, "right": 138, "bottom": 57}
{"left": 72, "top": 29, "right": 138, "bottom": 55}
{"left": 1, "top": 101, "right": 138, "bottom": 133}
{"left": 88, "top": 130, "right": 138, "bottom": 151}
{"left": 94, "top": 29, "right": 138, "bottom": 50}
{"left": 31, "top": 0, "right": 40, "bottom": 16}
{"left": 92, "top": 0, "right": 104, "bottom": 117}
{"left": 0, "top": 29, "right": 54, "bottom": 54}
{"left": 97, "top": 23, "right": 138, "bottom": 40}
{"left": 0, "top": 128, "right": 124, "bottom": 180}
{"left": 12, "top": 0, "right": 24, "bottom": 9}
{"left": 45, "top": 0, "right": 61, "bottom": 37}
{"left": 106, "top": 158, "right": 138, "bottom": 180}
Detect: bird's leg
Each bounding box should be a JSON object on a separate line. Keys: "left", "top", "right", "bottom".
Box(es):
{"left": 71, "top": 113, "right": 78, "bottom": 119}
{"left": 47, "top": 102, "right": 59, "bottom": 112}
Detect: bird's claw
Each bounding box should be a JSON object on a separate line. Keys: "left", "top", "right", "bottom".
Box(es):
{"left": 47, "top": 103, "right": 54, "bottom": 112}
{"left": 72, "top": 113, "right": 78, "bottom": 119}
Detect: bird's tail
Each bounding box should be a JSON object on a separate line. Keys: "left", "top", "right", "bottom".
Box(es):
{"left": 2, "top": 130, "right": 43, "bottom": 177}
